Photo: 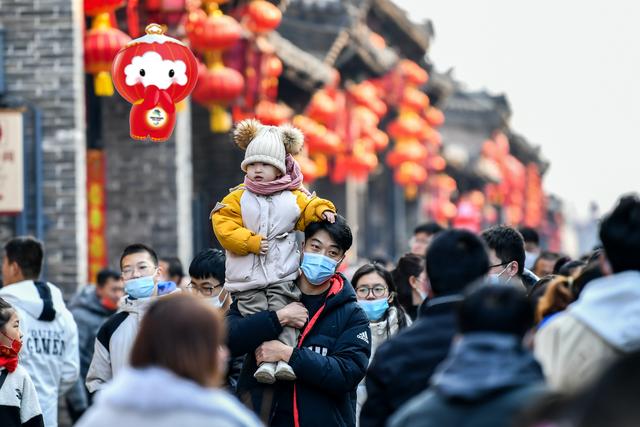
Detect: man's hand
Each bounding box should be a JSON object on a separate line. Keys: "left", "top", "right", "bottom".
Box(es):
{"left": 256, "top": 340, "right": 294, "bottom": 365}
{"left": 322, "top": 210, "right": 336, "bottom": 223}
{"left": 276, "top": 302, "right": 308, "bottom": 329}
{"left": 259, "top": 239, "right": 269, "bottom": 255}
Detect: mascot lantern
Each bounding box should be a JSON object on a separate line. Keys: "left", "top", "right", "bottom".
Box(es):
{"left": 111, "top": 24, "right": 198, "bottom": 142}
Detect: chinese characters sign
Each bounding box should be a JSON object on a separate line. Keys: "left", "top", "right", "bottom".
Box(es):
{"left": 0, "top": 111, "right": 23, "bottom": 213}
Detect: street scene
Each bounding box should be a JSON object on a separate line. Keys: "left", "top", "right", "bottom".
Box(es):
{"left": 0, "top": 0, "right": 639, "bottom": 426}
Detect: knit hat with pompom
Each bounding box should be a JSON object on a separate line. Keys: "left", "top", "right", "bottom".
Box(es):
{"left": 234, "top": 119, "right": 304, "bottom": 175}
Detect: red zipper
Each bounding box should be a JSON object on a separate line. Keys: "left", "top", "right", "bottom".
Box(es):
{"left": 293, "top": 275, "right": 343, "bottom": 427}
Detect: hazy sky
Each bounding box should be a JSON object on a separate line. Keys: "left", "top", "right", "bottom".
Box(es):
{"left": 395, "top": 0, "right": 640, "bottom": 219}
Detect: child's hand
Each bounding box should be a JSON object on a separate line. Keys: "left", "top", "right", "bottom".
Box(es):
{"left": 259, "top": 239, "right": 269, "bottom": 255}
{"left": 322, "top": 210, "right": 336, "bottom": 223}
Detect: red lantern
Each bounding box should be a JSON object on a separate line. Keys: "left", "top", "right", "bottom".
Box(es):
{"left": 387, "top": 142, "right": 428, "bottom": 168}
{"left": 401, "top": 87, "right": 429, "bottom": 111}
{"left": 296, "top": 154, "right": 318, "bottom": 184}
{"left": 425, "top": 106, "right": 445, "bottom": 127}
{"left": 111, "top": 24, "right": 199, "bottom": 142}
{"left": 387, "top": 114, "right": 426, "bottom": 140}
{"left": 245, "top": 0, "right": 282, "bottom": 33}
{"left": 84, "top": 13, "right": 131, "bottom": 96}
{"left": 307, "top": 90, "right": 337, "bottom": 125}
{"left": 192, "top": 63, "right": 245, "bottom": 132}
{"left": 255, "top": 100, "right": 291, "bottom": 125}
{"left": 399, "top": 60, "right": 428, "bottom": 86}
{"left": 84, "top": 0, "right": 125, "bottom": 16}
{"left": 365, "top": 128, "right": 389, "bottom": 151}
{"left": 185, "top": 7, "right": 242, "bottom": 53}
{"left": 394, "top": 162, "right": 427, "bottom": 186}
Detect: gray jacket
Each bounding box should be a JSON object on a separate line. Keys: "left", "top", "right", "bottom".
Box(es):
{"left": 66, "top": 286, "right": 115, "bottom": 411}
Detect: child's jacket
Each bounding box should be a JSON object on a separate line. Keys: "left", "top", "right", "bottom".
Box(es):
{"left": 212, "top": 185, "right": 335, "bottom": 292}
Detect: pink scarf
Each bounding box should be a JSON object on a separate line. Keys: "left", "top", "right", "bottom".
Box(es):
{"left": 244, "top": 154, "right": 310, "bottom": 196}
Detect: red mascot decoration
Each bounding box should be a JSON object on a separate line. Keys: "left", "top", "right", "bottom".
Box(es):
{"left": 111, "top": 23, "right": 198, "bottom": 142}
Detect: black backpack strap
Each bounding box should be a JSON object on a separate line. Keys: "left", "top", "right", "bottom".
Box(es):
{"left": 97, "top": 311, "right": 130, "bottom": 351}
{"left": 0, "top": 369, "right": 8, "bottom": 390}
{"left": 33, "top": 281, "right": 56, "bottom": 321}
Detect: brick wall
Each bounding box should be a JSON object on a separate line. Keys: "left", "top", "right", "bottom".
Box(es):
{"left": 1, "top": 0, "right": 85, "bottom": 296}
{"left": 101, "top": 95, "right": 180, "bottom": 265}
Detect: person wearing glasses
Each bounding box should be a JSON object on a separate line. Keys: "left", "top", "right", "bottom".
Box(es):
{"left": 352, "top": 263, "right": 411, "bottom": 425}
{"left": 481, "top": 225, "right": 527, "bottom": 290}
{"left": 86, "top": 243, "right": 177, "bottom": 394}
{"left": 185, "top": 249, "right": 229, "bottom": 311}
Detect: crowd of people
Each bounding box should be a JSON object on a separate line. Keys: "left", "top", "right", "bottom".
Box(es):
{"left": 0, "top": 119, "right": 639, "bottom": 427}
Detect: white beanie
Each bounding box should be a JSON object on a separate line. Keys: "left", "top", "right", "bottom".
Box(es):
{"left": 234, "top": 119, "right": 304, "bottom": 175}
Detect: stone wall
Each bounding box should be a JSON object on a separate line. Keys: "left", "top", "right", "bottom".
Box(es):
{"left": 1, "top": 0, "right": 85, "bottom": 296}
{"left": 100, "top": 96, "right": 180, "bottom": 265}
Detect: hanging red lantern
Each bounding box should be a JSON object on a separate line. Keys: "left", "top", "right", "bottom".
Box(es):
{"left": 399, "top": 60, "right": 428, "bottom": 86}
{"left": 425, "top": 106, "right": 445, "bottom": 127}
{"left": 264, "top": 55, "right": 283, "bottom": 77}
{"left": 394, "top": 161, "right": 427, "bottom": 186}
{"left": 111, "top": 23, "right": 199, "bottom": 142}
{"left": 245, "top": 0, "right": 282, "bottom": 33}
{"left": 192, "top": 63, "right": 245, "bottom": 132}
{"left": 387, "top": 113, "right": 426, "bottom": 140}
{"left": 401, "top": 87, "right": 429, "bottom": 111}
{"left": 365, "top": 128, "right": 389, "bottom": 151}
{"left": 295, "top": 154, "right": 318, "bottom": 184}
{"left": 185, "top": 7, "right": 242, "bottom": 53}
{"left": 307, "top": 90, "right": 338, "bottom": 125}
{"left": 386, "top": 142, "right": 428, "bottom": 168}
{"left": 84, "top": 0, "right": 125, "bottom": 16}
{"left": 428, "top": 155, "right": 446, "bottom": 171}
{"left": 255, "top": 100, "right": 291, "bottom": 125}
{"left": 84, "top": 13, "right": 131, "bottom": 96}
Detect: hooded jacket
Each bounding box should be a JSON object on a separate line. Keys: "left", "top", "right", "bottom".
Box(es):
{"left": 86, "top": 294, "right": 163, "bottom": 393}
{"left": 226, "top": 274, "right": 371, "bottom": 427}
{"left": 388, "top": 333, "right": 545, "bottom": 427}
{"left": 76, "top": 367, "right": 262, "bottom": 427}
{"left": 0, "top": 365, "right": 44, "bottom": 427}
{"left": 65, "top": 286, "right": 116, "bottom": 412}
{"left": 212, "top": 186, "right": 335, "bottom": 293}
{"left": 0, "top": 280, "right": 80, "bottom": 427}
{"left": 535, "top": 270, "right": 640, "bottom": 391}
{"left": 360, "top": 295, "right": 461, "bottom": 427}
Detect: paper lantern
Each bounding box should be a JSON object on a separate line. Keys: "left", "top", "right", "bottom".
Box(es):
{"left": 192, "top": 62, "right": 245, "bottom": 132}
{"left": 185, "top": 7, "right": 242, "bottom": 53}
{"left": 111, "top": 23, "right": 199, "bottom": 142}
{"left": 425, "top": 106, "right": 445, "bottom": 127}
{"left": 84, "top": 13, "right": 131, "bottom": 96}
{"left": 245, "top": 0, "right": 282, "bottom": 33}
{"left": 84, "top": 0, "right": 125, "bottom": 16}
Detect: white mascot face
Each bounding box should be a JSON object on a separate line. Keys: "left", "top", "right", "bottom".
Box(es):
{"left": 124, "top": 51, "right": 188, "bottom": 90}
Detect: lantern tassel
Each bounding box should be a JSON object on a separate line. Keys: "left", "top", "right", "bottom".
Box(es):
{"left": 94, "top": 72, "right": 114, "bottom": 96}
{"left": 210, "top": 105, "right": 232, "bottom": 133}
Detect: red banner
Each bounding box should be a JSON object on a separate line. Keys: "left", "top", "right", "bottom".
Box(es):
{"left": 87, "top": 149, "right": 108, "bottom": 284}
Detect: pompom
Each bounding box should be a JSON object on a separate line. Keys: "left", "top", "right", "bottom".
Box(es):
{"left": 280, "top": 124, "right": 304, "bottom": 155}
{"left": 234, "top": 119, "right": 262, "bottom": 150}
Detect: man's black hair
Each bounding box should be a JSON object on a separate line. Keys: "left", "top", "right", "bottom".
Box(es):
{"left": 518, "top": 226, "right": 540, "bottom": 245}
{"left": 161, "top": 256, "right": 184, "bottom": 280}
{"left": 426, "top": 229, "right": 489, "bottom": 296}
{"left": 599, "top": 194, "right": 640, "bottom": 273}
{"left": 3, "top": 236, "right": 44, "bottom": 279}
{"left": 96, "top": 269, "right": 121, "bottom": 287}
{"left": 481, "top": 225, "right": 526, "bottom": 275}
{"left": 188, "top": 249, "right": 226, "bottom": 283}
{"left": 304, "top": 215, "right": 353, "bottom": 253}
{"left": 459, "top": 283, "right": 534, "bottom": 337}
{"left": 120, "top": 243, "right": 159, "bottom": 269}
{"left": 414, "top": 222, "right": 444, "bottom": 236}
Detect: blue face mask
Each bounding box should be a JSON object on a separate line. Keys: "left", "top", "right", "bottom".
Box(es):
{"left": 301, "top": 252, "right": 338, "bottom": 285}
{"left": 359, "top": 298, "right": 389, "bottom": 321}
{"left": 125, "top": 275, "right": 156, "bottom": 299}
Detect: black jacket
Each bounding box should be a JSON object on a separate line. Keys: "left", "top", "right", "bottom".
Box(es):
{"left": 388, "top": 333, "right": 546, "bottom": 427}
{"left": 226, "top": 274, "right": 371, "bottom": 427}
{"left": 359, "top": 295, "right": 462, "bottom": 427}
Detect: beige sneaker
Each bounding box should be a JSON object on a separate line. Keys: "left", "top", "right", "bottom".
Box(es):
{"left": 254, "top": 362, "right": 277, "bottom": 384}
{"left": 275, "top": 361, "right": 297, "bottom": 381}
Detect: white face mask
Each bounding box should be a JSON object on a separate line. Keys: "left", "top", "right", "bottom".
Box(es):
{"left": 208, "top": 290, "right": 229, "bottom": 309}
{"left": 489, "top": 264, "right": 513, "bottom": 284}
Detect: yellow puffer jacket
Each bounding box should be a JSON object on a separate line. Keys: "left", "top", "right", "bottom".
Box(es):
{"left": 211, "top": 185, "right": 336, "bottom": 292}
